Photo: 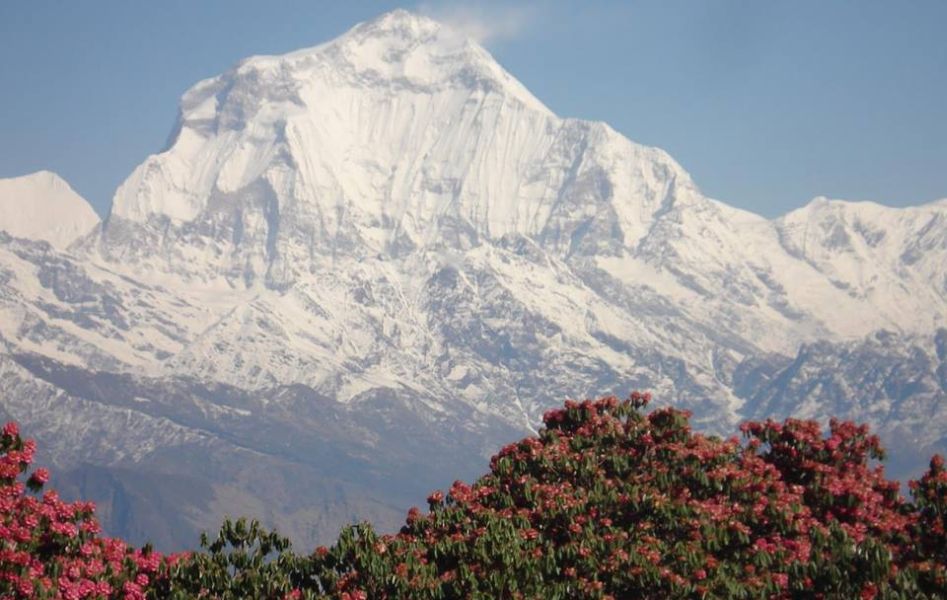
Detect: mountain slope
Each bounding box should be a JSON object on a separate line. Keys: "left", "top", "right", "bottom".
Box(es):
{"left": 737, "top": 328, "right": 947, "bottom": 479}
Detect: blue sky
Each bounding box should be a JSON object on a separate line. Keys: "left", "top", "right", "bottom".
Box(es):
{"left": 1, "top": 0, "right": 944, "bottom": 218}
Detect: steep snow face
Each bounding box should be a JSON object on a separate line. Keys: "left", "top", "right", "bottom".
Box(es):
{"left": 105, "top": 10, "right": 697, "bottom": 287}
{"left": 109, "top": 7, "right": 560, "bottom": 229}
{"left": 0, "top": 171, "right": 100, "bottom": 249}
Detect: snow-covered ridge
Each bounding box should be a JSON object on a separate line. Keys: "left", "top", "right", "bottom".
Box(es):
{"left": 95, "top": 9, "right": 944, "bottom": 364}
{"left": 774, "top": 196, "right": 946, "bottom": 323}
{"left": 0, "top": 171, "right": 100, "bottom": 249}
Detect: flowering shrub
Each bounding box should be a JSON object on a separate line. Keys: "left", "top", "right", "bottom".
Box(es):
{"left": 3, "top": 393, "right": 947, "bottom": 598}
{"left": 299, "top": 394, "right": 945, "bottom": 599}
{"left": 0, "top": 421, "right": 174, "bottom": 599}
{"left": 909, "top": 454, "right": 947, "bottom": 594}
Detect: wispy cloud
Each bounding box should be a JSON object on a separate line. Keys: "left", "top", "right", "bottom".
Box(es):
{"left": 416, "top": 2, "right": 537, "bottom": 46}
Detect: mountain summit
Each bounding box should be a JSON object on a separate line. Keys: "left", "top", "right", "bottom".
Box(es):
{"left": 0, "top": 171, "right": 99, "bottom": 249}
{"left": 110, "top": 9, "right": 550, "bottom": 225}
{"left": 0, "top": 10, "right": 945, "bottom": 549}
{"left": 104, "top": 10, "right": 701, "bottom": 292}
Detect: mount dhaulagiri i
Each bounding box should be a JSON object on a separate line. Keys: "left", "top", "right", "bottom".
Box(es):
{"left": 0, "top": 10, "right": 944, "bottom": 550}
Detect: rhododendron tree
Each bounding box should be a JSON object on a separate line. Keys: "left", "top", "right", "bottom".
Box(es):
{"left": 3, "top": 393, "right": 947, "bottom": 599}
{"left": 909, "top": 454, "right": 947, "bottom": 594}
{"left": 152, "top": 517, "right": 308, "bottom": 599}
{"left": 0, "top": 421, "right": 176, "bottom": 599}
{"left": 297, "top": 394, "right": 944, "bottom": 598}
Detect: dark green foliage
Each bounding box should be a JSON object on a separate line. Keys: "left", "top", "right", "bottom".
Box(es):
{"left": 154, "top": 517, "right": 307, "bottom": 599}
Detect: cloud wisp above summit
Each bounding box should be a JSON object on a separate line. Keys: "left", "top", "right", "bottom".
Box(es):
{"left": 415, "top": 2, "right": 539, "bottom": 46}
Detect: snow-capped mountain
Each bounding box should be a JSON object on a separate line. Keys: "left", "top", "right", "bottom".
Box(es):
{"left": 0, "top": 10, "right": 944, "bottom": 549}
{"left": 0, "top": 171, "right": 100, "bottom": 249}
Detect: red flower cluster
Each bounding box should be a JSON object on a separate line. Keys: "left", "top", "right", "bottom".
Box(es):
{"left": 0, "top": 421, "right": 186, "bottom": 599}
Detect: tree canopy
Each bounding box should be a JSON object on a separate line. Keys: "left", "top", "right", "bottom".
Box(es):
{"left": 2, "top": 393, "right": 946, "bottom": 598}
